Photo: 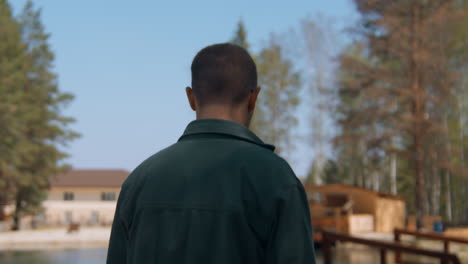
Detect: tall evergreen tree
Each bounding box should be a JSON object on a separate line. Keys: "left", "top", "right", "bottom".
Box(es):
{"left": 334, "top": 43, "right": 383, "bottom": 190}
{"left": 7, "top": 0, "right": 79, "bottom": 230}
{"left": 230, "top": 20, "right": 249, "bottom": 49}
{"left": 336, "top": 0, "right": 466, "bottom": 229}
{"left": 229, "top": 22, "right": 301, "bottom": 157}
{"left": 0, "top": 0, "right": 27, "bottom": 222}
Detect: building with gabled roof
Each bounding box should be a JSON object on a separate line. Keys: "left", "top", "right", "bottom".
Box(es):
{"left": 43, "top": 169, "right": 129, "bottom": 227}
{"left": 2, "top": 169, "right": 129, "bottom": 230}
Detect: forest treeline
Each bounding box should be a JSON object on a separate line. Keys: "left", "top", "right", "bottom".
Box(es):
{"left": 0, "top": 0, "right": 78, "bottom": 230}
{"left": 332, "top": 0, "right": 468, "bottom": 228}
{"left": 233, "top": 0, "right": 468, "bottom": 228}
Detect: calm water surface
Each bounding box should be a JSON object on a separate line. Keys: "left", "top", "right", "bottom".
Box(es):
{"left": 0, "top": 247, "right": 453, "bottom": 264}
{"left": 0, "top": 248, "right": 108, "bottom": 264}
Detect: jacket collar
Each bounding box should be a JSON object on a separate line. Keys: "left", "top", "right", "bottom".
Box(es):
{"left": 179, "top": 118, "right": 275, "bottom": 151}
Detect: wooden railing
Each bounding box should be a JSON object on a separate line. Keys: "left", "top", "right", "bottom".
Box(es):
{"left": 394, "top": 228, "right": 468, "bottom": 264}
{"left": 322, "top": 230, "right": 461, "bottom": 264}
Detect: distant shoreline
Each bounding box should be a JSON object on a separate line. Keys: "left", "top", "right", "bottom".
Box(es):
{"left": 0, "top": 227, "right": 110, "bottom": 251}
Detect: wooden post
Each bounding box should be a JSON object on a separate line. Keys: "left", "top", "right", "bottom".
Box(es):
{"left": 380, "top": 248, "right": 387, "bottom": 264}
{"left": 394, "top": 229, "right": 401, "bottom": 264}
{"left": 444, "top": 241, "right": 449, "bottom": 253}
{"left": 323, "top": 233, "right": 332, "bottom": 264}
{"left": 441, "top": 241, "right": 450, "bottom": 264}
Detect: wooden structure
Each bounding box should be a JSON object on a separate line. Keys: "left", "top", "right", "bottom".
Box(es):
{"left": 445, "top": 227, "right": 468, "bottom": 238}
{"left": 394, "top": 228, "right": 468, "bottom": 264}
{"left": 406, "top": 215, "right": 443, "bottom": 231}
{"left": 322, "top": 230, "right": 461, "bottom": 264}
{"left": 305, "top": 184, "right": 406, "bottom": 234}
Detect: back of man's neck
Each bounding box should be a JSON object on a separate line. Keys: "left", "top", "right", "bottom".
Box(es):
{"left": 196, "top": 107, "right": 248, "bottom": 127}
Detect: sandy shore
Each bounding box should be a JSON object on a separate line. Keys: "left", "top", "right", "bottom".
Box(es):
{"left": 0, "top": 227, "right": 110, "bottom": 250}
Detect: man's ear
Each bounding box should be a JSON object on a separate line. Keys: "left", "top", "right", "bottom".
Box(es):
{"left": 185, "top": 87, "right": 197, "bottom": 111}
{"left": 247, "top": 87, "right": 261, "bottom": 114}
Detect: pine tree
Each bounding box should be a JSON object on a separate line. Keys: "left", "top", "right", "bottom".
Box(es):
{"left": 229, "top": 22, "right": 301, "bottom": 157}
{"left": 0, "top": 0, "right": 28, "bottom": 222}
{"left": 336, "top": 0, "right": 466, "bottom": 229}
{"left": 230, "top": 20, "right": 249, "bottom": 49}
{"left": 7, "top": 1, "right": 79, "bottom": 230}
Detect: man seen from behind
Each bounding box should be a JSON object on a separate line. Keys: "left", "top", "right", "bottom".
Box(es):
{"left": 106, "top": 43, "right": 316, "bottom": 264}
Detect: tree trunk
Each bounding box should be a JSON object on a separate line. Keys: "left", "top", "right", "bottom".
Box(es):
{"left": 431, "top": 168, "right": 440, "bottom": 217}
{"left": 445, "top": 170, "right": 452, "bottom": 222}
{"left": 390, "top": 153, "right": 397, "bottom": 195}
{"left": 414, "top": 143, "right": 426, "bottom": 230}
{"left": 441, "top": 113, "right": 453, "bottom": 223}
{"left": 314, "top": 154, "right": 325, "bottom": 185}
{"left": 0, "top": 169, "right": 6, "bottom": 222}
{"left": 11, "top": 192, "right": 22, "bottom": 231}
{"left": 411, "top": 4, "right": 426, "bottom": 230}
{"left": 0, "top": 194, "right": 5, "bottom": 221}
{"left": 460, "top": 178, "right": 468, "bottom": 224}
{"left": 372, "top": 170, "right": 380, "bottom": 192}
{"left": 363, "top": 153, "right": 370, "bottom": 189}
{"left": 458, "top": 89, "right": 466, "bottom": 224}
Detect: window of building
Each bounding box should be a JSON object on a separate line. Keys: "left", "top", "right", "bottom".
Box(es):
{"left": 101, "top": 192, "right": 116, "bottom": 201}
{"left": 63, "top": 192, "right": 74, "bottom": 201}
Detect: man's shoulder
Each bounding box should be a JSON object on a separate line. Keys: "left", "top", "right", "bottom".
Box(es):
{"left": 236, "top": 143, "right": 292, "bottom": 169}
{"left": 120, "top": 143, "right": 177, "bottom": 188}
{"left": 236, "top": 144, "right": 301, "bottom": 190}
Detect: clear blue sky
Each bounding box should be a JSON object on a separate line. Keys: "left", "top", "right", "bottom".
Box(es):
{"left": 10, "top": 0, "right": 358, "bottom": 177}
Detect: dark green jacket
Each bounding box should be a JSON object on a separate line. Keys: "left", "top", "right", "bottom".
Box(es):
{"left": 106, "top": 119, "right": 316, "bottom": 264}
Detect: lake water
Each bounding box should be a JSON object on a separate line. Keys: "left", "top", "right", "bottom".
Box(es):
{"left": 0, "top": 246, "right": 457, "bottom": 264}
{"left": 0, "top": 248, "right": 108, "bottom": 264}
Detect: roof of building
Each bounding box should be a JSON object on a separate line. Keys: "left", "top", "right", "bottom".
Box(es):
{"left": 303, "top": 184, "right": 404, "bottom": 201}
{"left": 49, "top": 169, "right": 129, "bottom": 188}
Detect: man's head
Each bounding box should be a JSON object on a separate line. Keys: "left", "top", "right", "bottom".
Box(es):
{"left": 186, "top": 43, "right": 260, "bottom": 126}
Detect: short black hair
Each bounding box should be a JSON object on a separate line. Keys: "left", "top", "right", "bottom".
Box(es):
{"left": 191, "top": 43, "right": 257, "bottom": 106}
